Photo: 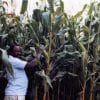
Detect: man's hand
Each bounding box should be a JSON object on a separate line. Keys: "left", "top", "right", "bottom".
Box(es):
{"left": 35, "top": 45, "right": 45, "bottom": 60}
{"left": 26, "top": 45, "right": 45, "bottom": 68}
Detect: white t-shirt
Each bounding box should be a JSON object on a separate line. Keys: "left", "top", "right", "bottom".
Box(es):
{"left": 5, "top": 55, "right": 28, "bottom": 95}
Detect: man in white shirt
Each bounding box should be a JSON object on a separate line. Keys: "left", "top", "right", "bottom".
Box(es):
{"left": 4, "top": 44, "right": 42, "bottom": 100}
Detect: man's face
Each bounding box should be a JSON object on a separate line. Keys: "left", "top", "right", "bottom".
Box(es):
{"left": 12, "top": 46, "right": 22, "bottom": 57}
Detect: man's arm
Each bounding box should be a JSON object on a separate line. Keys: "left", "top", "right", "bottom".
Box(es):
{"left": 25, "top": 58, "right": 38, "bottom": 68}
{"left": 25, "top": 46, "right": 44, "bottom": 68}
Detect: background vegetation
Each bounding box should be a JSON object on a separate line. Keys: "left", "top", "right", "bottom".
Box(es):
{"left": 0, "top": 0, "right": 100, "bottom": 100}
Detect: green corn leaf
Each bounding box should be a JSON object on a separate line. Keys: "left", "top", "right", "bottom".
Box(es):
{"left": 20, "top": 0, "right": 28, "bottom": 14}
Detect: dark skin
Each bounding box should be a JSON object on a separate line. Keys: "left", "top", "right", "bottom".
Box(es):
{"left": 11, "top": 46, "right": 23, "bottom": 57}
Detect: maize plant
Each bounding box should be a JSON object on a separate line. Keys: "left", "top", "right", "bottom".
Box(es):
{"left": 0, "top": 0, "right": 100, "bottom": 100}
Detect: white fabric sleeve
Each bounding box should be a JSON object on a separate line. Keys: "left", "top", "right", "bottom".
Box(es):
{"left": 13, "top": 58, "right": 27, "bottom": 69}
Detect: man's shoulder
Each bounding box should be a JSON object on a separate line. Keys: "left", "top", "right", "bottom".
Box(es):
{"left": 9, "top": 55, "right": 21, "bottom": 63}
{"left": 9, "top": 55, "right": 17, "bottom": 60}
{"left": 9, "top": 55, "right": 27, "bottom": 65}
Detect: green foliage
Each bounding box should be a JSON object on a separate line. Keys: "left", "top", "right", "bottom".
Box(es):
{"left": 20, "top": 0, "right": 28, "bottom": 14}
{"left": 74, "top": 4, "right": 88, "bottom": 20}
{"left": 0, "top": 0, "right": 100, "bottom": 100}
{"left": 47, "top": 0, "right": 54, "bottom": 13}
{"left": 0, "top": 48, "right": 14, "bottom": 77}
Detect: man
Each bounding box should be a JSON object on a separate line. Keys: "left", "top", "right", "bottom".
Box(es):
{"left": 4, "top": 44, "right": 43, "bottom": 100}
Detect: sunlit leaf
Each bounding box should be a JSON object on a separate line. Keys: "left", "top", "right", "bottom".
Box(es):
{"left": 74, "top": 4, "right": 88, "bottom": 20}
{"left": 36, "top": 70, "right": 52, "bottom": 88}
{"left": 0, "top": 48, "right": 14, "bottom": 76}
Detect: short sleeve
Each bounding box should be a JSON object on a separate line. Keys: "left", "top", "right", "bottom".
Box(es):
{"left": 14, "top": 58, "right": 27, "bottom": 69}
{"left": 9, "top": 56, "right": 27, "bottom": 69}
